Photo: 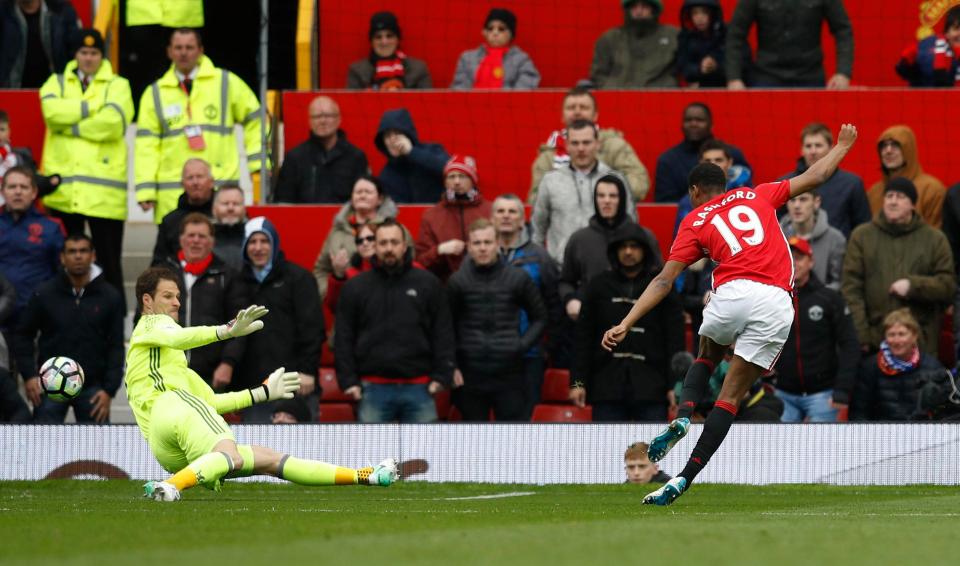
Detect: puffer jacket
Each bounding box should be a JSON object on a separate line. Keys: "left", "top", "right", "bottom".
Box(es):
{"left": 851, "top": 353, "right": 944, "bottom": 421}
{"left": 866, "top": 125, "right": 946, "bottom": 228}
{"left": 842, "top": 211, "right": 954, "bottom": 355}
{"left": 447, "top": 257, "right": 546, "bottom": 390}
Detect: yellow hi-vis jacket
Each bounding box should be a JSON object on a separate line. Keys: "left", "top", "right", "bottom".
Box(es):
{"left": 134, "top": 55, "right": 268, "bottom": 223}
{"left": 39, "top": 60, "right": 135, "bottom": 221}
{"left": 126, "top": 0, "right": 203, "bottom": 28}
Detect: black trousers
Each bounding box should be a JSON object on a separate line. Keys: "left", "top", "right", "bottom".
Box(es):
{"left": 48, "top": 211, "right": 126, "bottom": 311}
{"left": 457, "top": 388, "right": 525, "bottom": 422}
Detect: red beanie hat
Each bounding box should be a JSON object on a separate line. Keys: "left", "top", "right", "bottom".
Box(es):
{"left": 443, "top": 155, "right": 479, "bottom": 187}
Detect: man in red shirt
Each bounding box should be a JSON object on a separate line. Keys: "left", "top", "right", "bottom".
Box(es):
{"left": 603, "top": 124, "right": 858, "bottom": 505}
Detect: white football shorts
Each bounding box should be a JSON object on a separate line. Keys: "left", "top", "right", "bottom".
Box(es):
{"left": 699, "top": 279, "right": 794, "bottom": 371}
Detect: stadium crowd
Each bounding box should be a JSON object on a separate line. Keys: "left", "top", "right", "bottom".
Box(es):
{"left": 2, "top": 0, "right": 960, "bottom": 425}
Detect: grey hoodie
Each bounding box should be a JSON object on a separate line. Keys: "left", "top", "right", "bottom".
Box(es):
{"left": 779, "top": 209, "right": 847, "bottom": 290}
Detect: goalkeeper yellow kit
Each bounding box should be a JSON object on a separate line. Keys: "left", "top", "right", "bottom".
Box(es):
{"left": 126, "top": 314, "right": 255, "bottom": 473}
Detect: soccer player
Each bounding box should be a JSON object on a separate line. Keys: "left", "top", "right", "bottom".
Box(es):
{"left": 602, "top": 124, "right": 858, "bottom": 505}
{"left": 128, "top": 267, "right": 398, "bottom": 502}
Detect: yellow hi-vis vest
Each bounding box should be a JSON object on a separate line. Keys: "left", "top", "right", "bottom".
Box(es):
{"left": 39, "top": 60, "right": 135, "bottom": 221}
{"left": 126, "top": 0, "right": 203, "bottom": 28}
{"left": 134, "top": 56, "right": 268, "bottom": 223}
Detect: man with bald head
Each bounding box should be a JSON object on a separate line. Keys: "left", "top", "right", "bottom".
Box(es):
{"left": 274, "top": 96, "right": 369, "bottom": 203}
{"left": 152, "top": 158, "right": 217, "bottom": 266}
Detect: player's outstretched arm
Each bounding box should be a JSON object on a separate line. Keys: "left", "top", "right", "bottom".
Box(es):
{"left": 789, "top": 123, "right": 857, "bottom": 198}
{"left": 216, "top": 305, "right": 269, "bottom": 340}
{"left": 602, "top": 260, "right": 686, "bottom": 351}
{"left": 249, "top": 367, "right": 301, "bottom": 404}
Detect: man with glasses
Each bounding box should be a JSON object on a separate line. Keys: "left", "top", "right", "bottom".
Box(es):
{"left": 273, "top": 96, "right": 369, "bottom": 204}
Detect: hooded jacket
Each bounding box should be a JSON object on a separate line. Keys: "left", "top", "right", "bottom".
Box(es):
{"left": 842, "top": 211, "right": 954, "bottom": 356}
{"left": 151, "top": 191, "right": 214, "bottom": 266}
{"left": 156, "top": 253, "right": 250, "bottom": 385}
{"left": 415, "top": 193, "right": 493, "bottom": 283}
{"left": 559, "top": 176, "right": 661, "bottom": 304}
{"left": 334, "top": 246, "right": 455, "bottom": 389}
{"left": 313, "top": 196, "right": 403, "bottom": 298}
{"left": 867, "top": 125, "right": 946, "bottom": 228}
{"left": 531, "top": 163, "right": 635, "bottom": 264}
{"left": 779, "top": 157, "right": 870, "bottom": 237}
{"left": 447, "top": 257, "right": 547, "bottom": 390}
{"left": 273, "top": 130, "right": 369, "bottom": 204}
{"left": 778, "top": 208, "right": 846, "bottom": 291}
{"left": 590, "top": 4, "right": 679, "bottom": 88}
{"left": 451, "top": 45, "right": 541, "bottom": 89}
{"left": 13, "top": 268, "right": 124, "bottom": 395}
{"left": 676, "top": 0, "right": 726, "bottom": 87}
{"left": 0, "top": 0, "right": 79, "bottom": 88}
{"left": 374, "top": 109, "right": 450, "bottom": 203}
{"left": 573, "top": 223, "right": 685, "bottom": 402}
{"left": 234, "top": 217, "right": 325, "bottom": 390}
{"left": 773, "top": 273, "right": 859, "bottom": 403}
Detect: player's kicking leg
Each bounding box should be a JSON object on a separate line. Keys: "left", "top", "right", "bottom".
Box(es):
{"left": 648, "top": 336, "right": 727, "bottom": 463}
{"left": 145, "top": 440, "right": 398, "bottom": 502}
{"left": 643, "top": 354, "right": 763, "bottom": 506}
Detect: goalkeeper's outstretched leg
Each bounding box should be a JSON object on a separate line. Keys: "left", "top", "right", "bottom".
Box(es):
{"left": 145, "top": 440, "right": 399, "bottom": 502}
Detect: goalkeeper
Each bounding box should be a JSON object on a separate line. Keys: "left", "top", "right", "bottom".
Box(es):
{"left": 127, "top": 267, "right": 397, "bottom": 502}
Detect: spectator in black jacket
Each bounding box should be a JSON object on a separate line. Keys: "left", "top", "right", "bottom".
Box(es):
{"left": 14, "top": 233, "right": 124, "bottom": 423}
{"left": 771, "top": 237, "right": 858, "bottom": 422}
{"left": 335, "top": 219, "right": 455, "bottom": 423}
{"left": 0, "top": 0, "right": 80, "bottom": 88}
{"left": 493, "top": 193, "right": 562, "bottom": 418}
{"left": 851, "top": 308, "right": 945, "bottom": 421}
{"left": 725, "top": 0, "right": 853, "bottom": 89}
{"left": 234, "top": 216, "right": 324, "bottom": 423}
{"left": 374, "top": 108, "right": 449, "bottom": 203}
{"left": 942, "top": 182, "right": 960, "bottom": 360}
{"left": 571, "top": 223, "right": 685, "bottom": 421}
{"left": 151, "top": 159, "right": 214, "bottom": 266}
{"left": 654, "top": 103, "right": 749, "bottom": 203}
{"left": 211, "top": 185, "right": 247, "bottom": 273}
{"left": 155, "top": 213, "right": 250, "bottom": 390}
{"left": 778, "top": 123, "right": 870, "bottom": 238}
{"left": 0, "top": 272, "right": 30, "bottom": 423}
{"left": 448, "top": 219, "right": 547, "bottom": 421}
{"left": 273, "top": 96, "right": 369, "bottom": 204}
{"left": 676, "top": 0, "right": 727, "bottom": 88}
{"left": 561, "top": 174, "right": 661, "bottom": 323}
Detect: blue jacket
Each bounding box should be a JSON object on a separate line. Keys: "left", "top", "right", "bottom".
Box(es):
{"left": 0, "top": 205, "right": 64, "bottom": 326}
{"left": 654, "top": 139, "right": 749, "bottom": 203}
{"left": 374, "top": 109, "right": 449, "bottom": 204}
{"left": 501, "top": 227, "right": 561, "bottom": 358}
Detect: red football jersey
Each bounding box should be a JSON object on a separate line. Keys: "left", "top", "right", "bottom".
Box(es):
{"left": 669, "top": 181, "right": 795, "bottom": 293}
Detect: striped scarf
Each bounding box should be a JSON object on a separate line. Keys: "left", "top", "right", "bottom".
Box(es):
{"left": 877, "top": 340, "right": 920, "bottom": 375}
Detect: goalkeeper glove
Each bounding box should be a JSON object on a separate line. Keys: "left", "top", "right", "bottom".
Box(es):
{"left": 217, "top": 305, "right": 269, "bottom": 340}
{"left": 250, "top": 367, "right": 300, "bottom": 403}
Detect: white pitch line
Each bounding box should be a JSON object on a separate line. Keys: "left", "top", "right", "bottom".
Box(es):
{"left": 442, "top": 491, "right": 536, "bottom": 501}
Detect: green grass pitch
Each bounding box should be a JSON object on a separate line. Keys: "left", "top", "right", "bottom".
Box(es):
{"left": 1, "top": 481, "right": 957, "bottom": 565}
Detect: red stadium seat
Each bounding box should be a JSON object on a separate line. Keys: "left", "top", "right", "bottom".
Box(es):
{"left": 318, "top": 367, "right": 352, "bottom": 402}
{"left": 541, "top": 369, "right": 572, "bottom": 403}
{"left": 434, "top": 389, "right": 452, "bottom": 421}
{"left": 317, "top": 402, "right": 356, "bottom": 422}
{"left": 531, "top": 404, "right": 592, "bottom": 422}
{"left": 320, "top": 341, "right": 336, "bottom": 367}
{"left": 836, "top": 406, "right": 849, "bottom": 422}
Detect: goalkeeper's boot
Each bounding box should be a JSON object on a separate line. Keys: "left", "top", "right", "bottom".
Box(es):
{"left": 143, "top": 480, "right": 181, "bottom": 502}
{"left": 648, "top": 417, "right": 690, "bottom": 463}
{"left": 642, "top": 477, "right": 688, "bottom": 506}
{"left": 363, "top": 458, "right": 399, "bottom": 487}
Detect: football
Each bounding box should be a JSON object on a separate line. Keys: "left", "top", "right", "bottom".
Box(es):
{"left": 39, "top": 356, "right": 85, "bottom": 403}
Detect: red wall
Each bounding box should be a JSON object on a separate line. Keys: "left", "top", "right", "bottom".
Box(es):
{"left": 0, "top": 90, "right": 46, "bottom": 163}
{"left": 318, "top": 0, "right": 921, "bottom": 88}
{"left": 283, "top": 89, "right": 960, "bottom": 204}
{"left": 247, "top": 204, "right": 679, "bottom": 273}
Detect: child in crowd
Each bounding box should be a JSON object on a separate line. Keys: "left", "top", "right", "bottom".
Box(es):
{"left": 451, "top": 8, "right": 540, "bottom": 89}
{"left": 624, "top": 442, "right": 672, "bottom": 484}
{"left": 0, "top": 110, "right": 36, "bottom": 178}
{"left": 896, "top": 6, "right": 960, "bottom": 87}
{"left": 676, "top": 0, "right": 727, "bottom": 88}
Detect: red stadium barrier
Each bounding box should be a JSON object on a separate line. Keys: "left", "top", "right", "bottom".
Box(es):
{"left": 282, "top": 89, "right": 960, "bottom": 205}
{"left": 317, "top": 0, "right": 920, "bottom": 88}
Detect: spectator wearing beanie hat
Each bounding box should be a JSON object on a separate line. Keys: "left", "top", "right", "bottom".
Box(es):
{"left": 347, "top": 11, "right": 432, "bottom": 90}
{"left": 451, "top": 8, "right": 540, "bottom": 89}
{"left": 415, "top": 155, "right": 494, "bottom": 282}
{"left": 843, "top": 175, "right": 955, "bottom": 357}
